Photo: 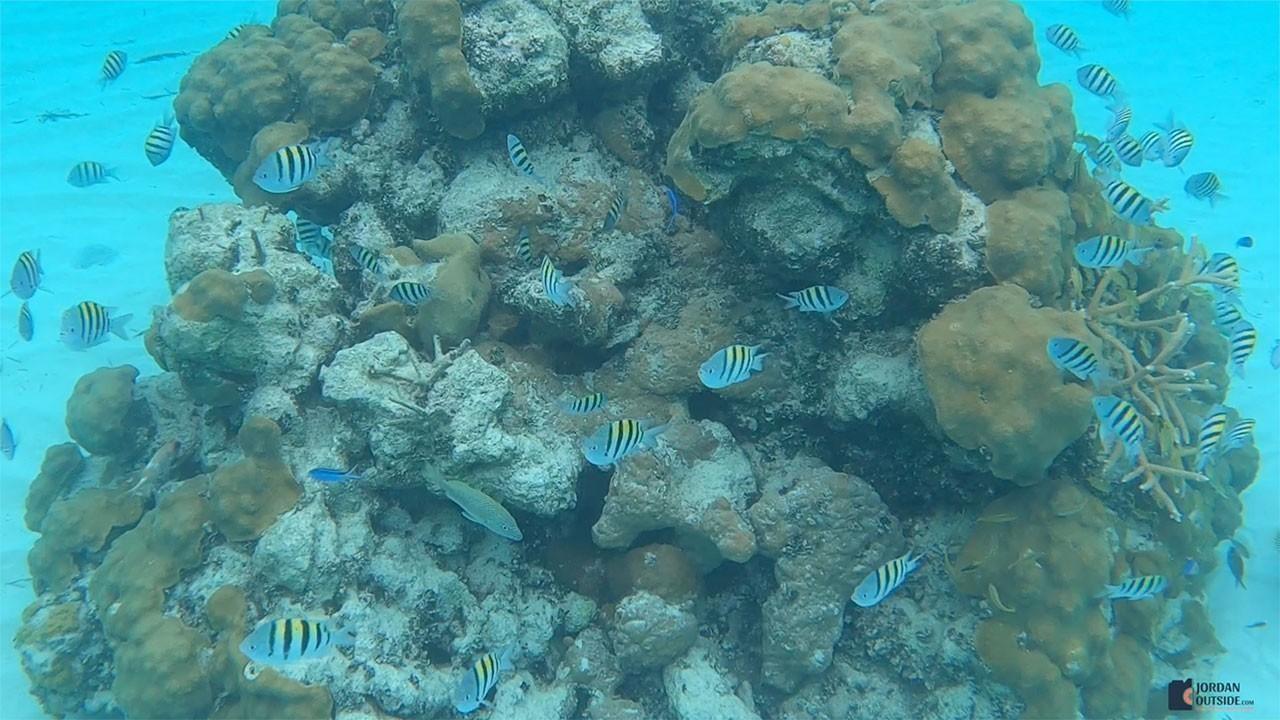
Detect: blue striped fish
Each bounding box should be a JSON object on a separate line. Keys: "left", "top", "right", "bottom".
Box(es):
{"left": 1, "top": 419, "right": 14, "bottom": 460}
{"left": 699, "top": 344, "right": 767, "bottom": 390}
{"left": 602, "top": 189, "right": 627, "bottom": 232}
{"left": 1229, "top": 321, "right": 1257, "bottom": 377}
{"left": 100, "top": 50, "right": 127, "bottom": 86}
{"left": 540, "top": 256, "right": 573, "bottom": 307}
{"left": 144, "top": 115, "right": 177, "bottom": 166}
{"left": 1074, "top": 234, "right": 1154, "bottom": 268}
{"left": 1106, "top": 102, "right": 1132, "bottom": 141}
{"left": 1103, "top": 180, "right": 1166, "bottom": 225}
{"left": 16, "top": 302, "right": 33, "bottom": 342}
{"left": 1102, "top": 0, "right": 1131, "bottom": 19}
{"left": 851, "top": 550, "right": 922, "bottom": 608}
{"left": 1213, "top": 298, "right": 1243, "bottom": 330}
{"left": 239, "top": 617, "right": 354, "bottom": 667}
{"left": 1195, "top": 406, "right": 1229, "bottom": 472}
{"left": 1100, "top": 575, "right": 1166, "bottom": 601}
{"left": 67, "top": 161, "right": 117, "bottom": 187}
{"left": 455, "top": 647, "right": 514, "bottom": 713}
{"left": 1046, "top": 337, "right": 1108, "bottom": 386}
{"left": 1045, "top": 24, "right": 1084, "bottom": 57}
{"left": 559, "top": 392, "right": 606, "bottom": 415}
{"left": 1092, "top": 395, "right": 1144, "bottom": 460}
{"left": 581, "top": 419, "right": 667, "bottom": 468}
{"left": 349, "top": 244, "right": 384, "bottom": 274}
{"left": 60, "top": 301, "right": 131, "bottom": 350}
{"left": 506, "top": 133, "right": 545, "bottom": 183}
{"left": 1156, "top": 114, "right": 1193, "bottom": 167}
{"left": 1112, "top": 135, "right": 1144, "bottom": 167}
{"left": 514, "top": 226, "right": 533, "bottom": 264}
{"left": 1138, "top": 130, "right": 1164, "bottom": 160}
{"left": 1077, "top": 64, "right": 1120, "bottom": 98}
{"left": 1222, "top": 419, "right": 1255, "bottom": 452}
{"left": 9, "top": 250, "right": 42, "bottom": 299}
{"left": 307, "top": 467, "right": 361, "bottom": 483}
{"left": 1184, "top": 172, "right": 1223, "bottom": 207}
{"left": 389, "top": 280, "right": 432, "bottom": 306}
{"left": 777, "top": 285, "right": 849, "bottom": 317}
{"left": 661, "top": 185, "right": 681, "bottom": 234}
{"left": 253, "top": 140, "right": 334, "bottom": 193}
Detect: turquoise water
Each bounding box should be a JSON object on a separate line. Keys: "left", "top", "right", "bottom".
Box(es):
{"left": 0, "top": 1, "right": 1277, "bottom": 717}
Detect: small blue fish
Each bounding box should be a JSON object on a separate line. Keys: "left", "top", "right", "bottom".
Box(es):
{"left": 506, "top": 133, "right": 545, "bottom": 184}
{"left": 455, "top": 646, "right": 514, "bottom": 713}
{"left": 559, "top": 392, "right": 605, "bottom": 415}
{"left": 1235, "top": 236, "right": 1253, "bottom": 249}
{"left": 1046, "top": 337, "right": 1109, "bottom": 386}
{"left": 581, "top": 419, "right": 666, "bottom": 468}
{"left": 17, "top": 302, "right": 33, "bottom": 342}
{"left": 1045, "top": 24, "right": 1084, "bottom": 57}
{"left": 1181, "top": 558, "right": 1199, "bottom": 577}
{"left": 1184, "top": 172, "right": 1224, "bottom": 206}
{"left": 1092, "top": 395, "right": 1144, "bottom": 461}
{"left": 1077, "top": 64, "right": 1121, "bottom": 98}
{"left": 67, "top": 161, "right": 117, "bottom": 187}
{"left": 777, "top": 285, "right": 848, "bottom": 318}
{"left": 1, "top": 419, "right": 14, "bottom": 460}
{"left": 661, "top": 185, "right": 681, "bottom": 234}
{"left": 1099, "top": 575, "right": 1166, "bottom": 601}
{"left": 851, "top": 550, "right": 922, "bottom": 608}
{"left": 540, "top": 256, "right": 574, "bottom": 307}
{"left": 1246, "top": 621, "right": 1267, "bottom": 629}
{"left": 307, "top": 467, "right": 362, "bottom": 483}
{"left": 9, "top": 250, "right": 42, "bottom": 299}
{"left": 1074, "top": 234, "right": 1154, "bottom": 268}
{"left": 699, "top": 344, "right": 767, "bottom": 390}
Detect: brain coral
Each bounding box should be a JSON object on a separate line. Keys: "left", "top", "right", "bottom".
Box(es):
{"left": 916, "top": 283, "right": 1095, "bottom": 485}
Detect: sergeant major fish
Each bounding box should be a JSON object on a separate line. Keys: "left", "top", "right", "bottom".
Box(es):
{"left": 506, "top": 133, "right": 545, "bottom": 184}
{"left": 514, "top": 226, "right": 533, "bottom": 264}
{"left": 1228, "top": 321, "right": 1257, "bottom": 377}
{"left": 16, "top": 302, "right": 33, "bottom": 342}
{"left": 442, "top": 479, "right": 523, "bottom": 541}
{"left": 581, "top": 419, "right": 667, "bottom": 469}
{"left": 389, "top": 280, "right": 431, "bottom": 306}
{"left": 240, "top": 617, "right": 354, "bottom": 667}
{"left": 559, "top": 392, "right": 605, "bottom": 415}
{"left": 1222, "top": 418, "right": 1255, "bottom": 452}
{"left": 851, "top": 550, "right": 922, "bottom": 608}
{"left": 699, "top": 344, "right": 767, "bottom": 390}
{"left": 1227, "top": 543, "right": 1247, "bottom": 589}
{"left": 1045, "top": 24, "right": 1084, "bottom": 57}
{"left": 1092, "top": 395, "right": 1144, "bottom": 461}
{"left": 143, "top": 115, "right": 176, "bottom": 166}
{"left": 1102, "top": 0, "right": 1131, "bottom": 19}
{"left": 1046, "top": 337, "right": 1109, "bottom": 387}
{"left": 349, "top": 244, "right": 384, "bottom": 275}
{"left": 253, "top": 139, "right": 335, "bottom": 193}
{"left": 100, "top": 50, "right": 126, "bottom": 87}
{"left": 67, "top": 161, "right": 117, "bottom": 187}
{"left": 9, "top": 250, "right": 42, "bottom": 299}
{"left": 1213, "top": 298, "right": 1243, "bottom": 330}
{"left": 1112, "top": 134, "right": 1145, "bottom": 167}
{"left": 1099, "top": 575, "right": 1166, "bottom": 601}
{"left": 1102, "top": 180, "right": 1167, "bottom": 225}
{"left": 455, "top": 646, "right": 515, "bottom": 713}
{"left": 60, "top": 301, "right": 131, "bottom": 350}
{"left": 1074, "top": 234, "right": 1155, "bottom": 268}
{"left": 1138, "top": 130, "right": 1164, "bottom": 160}
{"left": 1156, "top": 113, "right": 1194, "bottom": 167}
{"left": 1077, "top": 64, "right": 1121, "bottom": 98}
{"left": 602, "top": 189, "right": 627, "bottom": 232}
{"left": 540, "top": 256, "right": 574, "bottom": 307}
{"left": 1184, "top": 172, "right": 1224, "bottom": 207}
{"left": 777, "top": 285, "right": 848, "bottom": 319}
{"left": 1195, "top": 406, "right": 1229, "bottom": 473}
{"left": 1106, "top": 102, "right": 1132, "bottom": 141}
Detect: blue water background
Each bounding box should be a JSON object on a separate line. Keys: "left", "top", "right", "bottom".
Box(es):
{"left": 0, "top": 0, "right": 1276, "bottom": 716}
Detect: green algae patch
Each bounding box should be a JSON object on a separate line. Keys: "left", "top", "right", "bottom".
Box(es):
{"left": 24, "top": 443, "right": 84, "bottom": 531}
{"left": 65, "top": 365, "right": 152, "bottom": 457}
{"left": 917, "top": 284, "right": 1095, "bottom": 485}
{"left": 211, "top": 417, "right": 300, "bottom": 541}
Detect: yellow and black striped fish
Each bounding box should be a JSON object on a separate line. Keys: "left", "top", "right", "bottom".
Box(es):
{"left": 559, "top": 391, "right": 605, "bottom": 415}
{"left": 389, "top": 280, "right": 432, "bottom": 306}
{"left": 1138, "top": 130, "right": 1163, "bottom": 160}
{"left": 777, "top": 285, "right": 849, "bottom": 315}
{"left": 17, "top": 301, "right": 33, "bottom": 342}
{"left": 1184, "top": 172, "right": 1223, "bottom": 206}
{"left": 1195, "top": 406, "right": 1229, "bottom": 472}
{"left": 100, "top": 50, "right": 126, "bottom": 86}
{"left": 59, "top": 301, "right": 131, "bottom": 350}
{"left": 851, "top": 550, "right": 922, "bottom": 607}
{"left": 239, "top": 617, "right": 353, "bottom": 667}
{"left": 1092, "top": 395, "right": 1144, "bottom": 460}
{"left": 454, "top": 647, "right": 514, "bottom": 712}
{"left": 699, "top": 344, "right": 768, "bottom": 389}
{"left": 1112, "top": 134, "right": 1144, "bottom": 166}
{"left": 514, "top": 226, "right": 533, "bottom": 264}
{"left": 67, "top": 161, "right": 116, "bottom": 187}
{"left": 506, "top": 133, "right": 545, "bottom": 183}
{"left": 1076, "top": 64, "right": 1120, "bottom": 98}
{"left": 1100, "top": 575, "right": 1166, "bottom": 601}
{"left": 144, "top": 115, "right": 177, "bottom": 166}
{"left": 541, "top": 255, "right": 573, "bottom": 306}
{"left": 1103, "top": 180, "right": 1166, "bottom": 225}
{"left": 1105, "top": 102, "right": 1132, "bottom": 141}
{"left": 9, "top": 250, "right": 42, "bottom": 299}
{"left": 1045, "top": 24, "right": 1084, "bottom": 57}
{"left": 1223, "top": 418, "right": 1255, "bottom": 452}
{"left": 602, "top": 189, "right": 627, "bottom": 232}
{"left": 1156, "top": 114, "right": 1194, "bottom": 167}
{"left": 581, "top": 418, "right": 667, "bottom": 467}
{"left": 253, "top": 141, "right": 332, "bottom": 193}
{"left": 348, "top": 244, "right": 384, "bottom": 274}
{"left": 1229, "top": 321, "right": 1257, "bottom": 377}
{"left": 226, "top": 23, "right": 248, "bottom": 40}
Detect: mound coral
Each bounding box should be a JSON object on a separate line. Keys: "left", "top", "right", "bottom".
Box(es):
{"left": 397, "top": 0, "right": 485, "bottom": 139}
{"left": 64, "top": 365, "right": 152, "bottom": 457}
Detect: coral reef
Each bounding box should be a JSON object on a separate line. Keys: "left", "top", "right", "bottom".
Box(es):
{"left": 17, "top": 0, "right": 1251, "bottom": 718}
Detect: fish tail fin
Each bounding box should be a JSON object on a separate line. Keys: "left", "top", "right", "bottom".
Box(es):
{"left": 1095, "top": 585, "right": 1118, "bottom": 600}
{"left": 331, "top": 627, "right": 356, "bottom": 648}
{"left": 641, "top": 422, "right": 669, "bottom": 448}
{"left": 1089, "top": 366, "right": 1113, "bottom": 392}
{"left": 497, "top": 643, "right": 516, "bottom": 672}
{"left": 776, "top": 293, "right": 799, "bottom": 309}
{"left": 110, "top": 314, "right": 134, "bottom": 340}
{"left": 1156, "top": 111, "right": 1176, "bottom": 134}
{"left": 311, "top": 137, "right": 339, "bottom": 167}
{"left": 1151, "top": 198, "right": 1170, "bottom": 215}
{"left": 750, "top": 347, "right": 767, "bottom": 372}
{"left": 1128, "top": 246, "right": 1157, "bottom": 265}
